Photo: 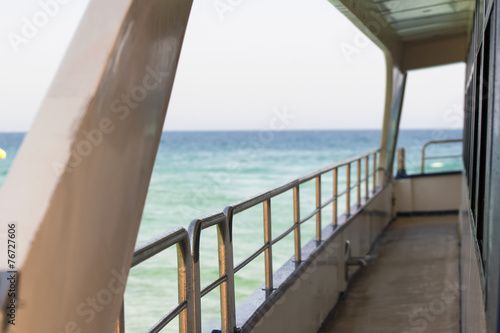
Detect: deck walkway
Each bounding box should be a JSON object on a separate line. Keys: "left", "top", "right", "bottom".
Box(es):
{"left": 322, "top": 215, "right": 460, "bottom": 333}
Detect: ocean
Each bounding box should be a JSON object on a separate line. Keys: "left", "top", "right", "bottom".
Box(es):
{"left": 0, "top": 129, "right": 462, "bottom": 332}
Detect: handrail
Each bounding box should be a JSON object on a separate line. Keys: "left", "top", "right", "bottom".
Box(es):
{"left": 121, "top": 227, "right": 193, "bottom": 333}
{"left": 188, "top": 212, "right": 234, "bottom": 332}
{"left": 221, "top": 148, "right": 379, "bottom": 274}
{"left": 120, "top": 148, "right": 380, "bottom": 333}
{"left": 131, "top": 227, "right": 189, "bottom": 267}
{"left": 228, "top": 148, "right": 381, "bottom": 214}
{"left": 421, "top": 139, "right": 463, "bottom": 173}
{"left": 298, "top": 148, "right": 380, "bottom": 183}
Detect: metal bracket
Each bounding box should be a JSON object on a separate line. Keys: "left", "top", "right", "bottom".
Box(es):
{"left": 344, "top": 240, "right": 374, "bottom": 281}
{"left": 346, "top": 256, "right": 373, "bottom": 266}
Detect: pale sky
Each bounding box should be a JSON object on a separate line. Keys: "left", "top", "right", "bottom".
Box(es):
{"left": 0, "top": 0, "right": 465, "bottom": 132}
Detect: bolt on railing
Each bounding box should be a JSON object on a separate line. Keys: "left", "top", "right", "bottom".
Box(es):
{"left": 119, "top": 148, "right": 380, "bottom": 333}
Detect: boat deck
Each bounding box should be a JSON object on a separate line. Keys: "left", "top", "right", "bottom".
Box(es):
{"left": 322, "top": 215, "right": 460, "bottom": 333}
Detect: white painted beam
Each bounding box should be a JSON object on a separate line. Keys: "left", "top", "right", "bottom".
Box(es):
{"left": 0, "top": 0, "right": 193, "bottom": 331}
{"left": 403, "top": 34, "right": 468, "bottom": 70}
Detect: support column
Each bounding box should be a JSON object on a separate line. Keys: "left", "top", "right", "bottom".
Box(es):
{"left": 324, "top": 1, "right": 405, "bottom": 188}
{"left": 0, "top": 0, "right": 193, "bottom": 332}
{"left": 378, "top": 53, "right": 407, "bottom": 186}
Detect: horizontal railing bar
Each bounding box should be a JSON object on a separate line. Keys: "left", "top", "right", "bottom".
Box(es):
{"left": 359, "top": 175, "right": 371, "bottom": 182}
{"left": 298, "top": 148, "right": 380, "bottom": 183}
{"left": 422, "top": 139, "right": 462, "bottom": 149}
{"left": 319, "top": 196, "right": 335, "bottom": 209}
{"left": 336, "top": 188, "right": 349, "bottom": 198}
{"left": 299, "top": 208, "right": 319, "bottom": 225}
{"left": 234, "top": 244, "right": 269, "bottom": 273}
{"left": 348, "top": 178, "right": 371, "bottom": 189}
{"left": 201, "top": 275, "right": 228, "bottom": 298}
{"left": 232, "top": 181, "right": 300, "bottom": 214}
{"left": 300, "top": 190, "right": 369, "bottom": 225}
{"left": 132, "top": 227, "right": 187, "bottom": 268}
{"left": 349, "top": 175, "right": 374, "bottom": 186}
{"left": 229, "top": 149, "right": 379, "bottom": 215}
{"left": 291, "top": 174, "right": 375, "bottom": 192}
{"left": 424, "top": 154, "right": 462, "bottom": 160}
{"left": 198, "top": 212, "right": 226, "bottom": 230}
{"left": 421, "top": 139, "right": 463, "bottom": 173}
{"left": 300, "top": 182, "right": 372, "bottom": 222}
{"left": 147, "top": 301, "right": 188, "bottom": 333}
{"left": 235, "top": 184, "right": 350, "bottom": 273}
{"left": 271, "top": 225, "right": 296, "bottom": 245}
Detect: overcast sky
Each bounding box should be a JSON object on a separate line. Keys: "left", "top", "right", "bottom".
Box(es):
{"left": 0, "top": 0, "right": 465, "bottom": 132}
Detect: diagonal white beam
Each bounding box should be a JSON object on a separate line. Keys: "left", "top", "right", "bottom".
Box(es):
{"left": 0, "top": 0, "right": 193, "bottom": 331}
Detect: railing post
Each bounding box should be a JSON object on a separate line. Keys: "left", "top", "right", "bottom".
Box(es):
{"left": 178, "top": 235, "right": 194, "bottom": 333}
{"left": 220, "top": 208, "right": 237, "bottom": 333}
{"left": 132, "top": 228, "right": 194, "bottom": 332}
{"left": 263, "top": 199, "right": 273, "bottom": 298}
{"left": 397, "top": 147, "right": 407, "bottom": 177}
{"left": 315, "top": 175, "right": 322, "bottom": 242}
{"left": 293, "top": 186, "right": 301, "bottom": 262}
{"left": 372, "top": 152, "right": 377, "bottom": 193}
{"left": 188, "top": 220, "right": 203, "bottom": 333}
{"left": 365, "top": 156, "right": 369, "bottom": 199}
{"left": 421, "top": 145, "right": 426, "bottom": 173}
{"left": 117, "top": 300, "right": 124, "bottom": 333}
{"left": 333, "top": 168, "right": 338, "bottom": 226}
{"left": 346, "top": 163, "right": 351, "bottom": 216}
{"left": 398, "top": 147, "right": 405, "bottom": 172}
{"left": 356, "top": 159, "right": 361, "bottom": 206}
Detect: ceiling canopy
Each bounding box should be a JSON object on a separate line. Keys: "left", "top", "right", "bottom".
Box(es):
{"left": 329, "top": 0, "right": 475, "bottom": 70}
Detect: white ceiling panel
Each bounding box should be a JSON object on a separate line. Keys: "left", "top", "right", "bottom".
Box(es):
{"left": 370, "top": 0, "right": 474, "bottom": 42}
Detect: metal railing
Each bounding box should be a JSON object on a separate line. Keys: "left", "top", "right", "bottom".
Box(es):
{"left": 119, "top": 148, "right": 380, "bottom": 333}
{"left": 122, "top": 227, "right": 194, "bottom": 333}
{"left": 421, "top": 139, "right": 463, "bottom": 173}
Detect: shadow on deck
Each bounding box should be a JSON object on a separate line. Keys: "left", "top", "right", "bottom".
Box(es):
{"left": 321, "top": 215, "right": 460, "bottom": 333}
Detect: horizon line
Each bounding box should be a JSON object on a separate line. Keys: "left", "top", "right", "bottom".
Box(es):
{"left": 0, "top": 128, "right": 463, "bottom": 134}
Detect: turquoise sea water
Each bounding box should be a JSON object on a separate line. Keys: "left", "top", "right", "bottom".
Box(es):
{"left": 0, "top": 130, "right": 462, "bottom": 332}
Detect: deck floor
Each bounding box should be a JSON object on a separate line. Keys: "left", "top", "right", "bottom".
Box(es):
{"left": 322, "top": 216, "right": 460, "bottom": 333}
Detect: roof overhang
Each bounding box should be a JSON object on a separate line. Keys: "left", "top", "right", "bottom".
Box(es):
{"left": 328, "top": 0, "right": 474, "bottom": 71}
